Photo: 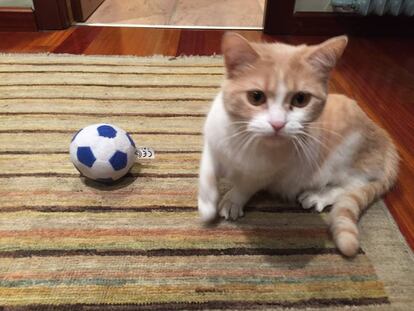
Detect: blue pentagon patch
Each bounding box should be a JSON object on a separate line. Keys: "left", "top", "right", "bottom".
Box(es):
{"left": 77, "top": 146, "right": 96, "bottom": 168}
{"left": 97, "top": 125, "right": 117, "bottom": 138}
{"left": 109, "top": 150, "right": 128, "bottom": 171}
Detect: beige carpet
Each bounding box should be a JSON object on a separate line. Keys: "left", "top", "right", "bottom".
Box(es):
{"left": 0, "top": 53, "right": 413, "bottom": 310}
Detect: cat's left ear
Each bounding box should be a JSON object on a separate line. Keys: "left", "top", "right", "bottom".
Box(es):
{"left": 305, "top": 35, "right": 348, "bottom": 73}
{"left": 222, "top": 32, "right": 259, "bottom": 78}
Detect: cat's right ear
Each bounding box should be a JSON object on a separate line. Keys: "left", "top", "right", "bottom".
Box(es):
{"left": 305, "top": 35, "right": 348, "bottom": 74}
{"left": 222, "top": 32, "right": 259, "bottom": 79}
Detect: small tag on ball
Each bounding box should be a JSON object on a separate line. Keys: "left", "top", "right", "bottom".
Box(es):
{"left": 136, "top": 147, "right": 155, "bottom": 159}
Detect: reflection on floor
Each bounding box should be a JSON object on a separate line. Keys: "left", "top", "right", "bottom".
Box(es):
{"left": 86, "top": 0, "right": 265, "bottom": 28}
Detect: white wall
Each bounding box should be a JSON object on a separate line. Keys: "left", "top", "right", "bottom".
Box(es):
{"left": 295, "top": 0, "right": 333, "bottom": 12}
{"left": 0, "top": 0, "right": 33, "bottom": 8}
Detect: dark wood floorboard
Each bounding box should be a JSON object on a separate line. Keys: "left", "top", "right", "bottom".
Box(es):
{"left": 0, "top": 26, "right": 413, "bottom": 250}
{"left": 53, "top": 26, "right": 103, "bottom": 54}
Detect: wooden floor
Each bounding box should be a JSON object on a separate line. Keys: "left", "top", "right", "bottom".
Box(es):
{"left": 0, "top": 27, "right": 413, "bottom": 250}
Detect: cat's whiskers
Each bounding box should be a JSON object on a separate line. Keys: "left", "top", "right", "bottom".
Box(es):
{"left": 291, "top": 137, "right": 312, "bottom": 183}
{"left": 234, "top": 131, "right": 254, "bottom": 152}
{"left": 296, "top": 130, "right": 330, "bottom": 151}
{"left": 220, "top": 120, "right": 262, "bottom": 150}
{"left": 228, "top": 121, "right": 251, "bottom": 126}
{"left": 293, "top": 136, "right": 312, "bottom": 169}
{"left": 295, "top": 136, "right": 312, "bottom": 163}
{"left": 291, "top": 137, "right": 305, "bottom": 163}
{"left": 237, "top": 133, "right": 259, "bottom": 162}
{"left": 302, "top": 123, "right": 344, "bottom": 138}
{"left": 296, "top": 134, "right": 321, "bottom": 173}
{"left": 218, "top": 121, "right": 252, "bottom": 144}
{"left": 219, "top": 128, "right": 250, "bottom": 145}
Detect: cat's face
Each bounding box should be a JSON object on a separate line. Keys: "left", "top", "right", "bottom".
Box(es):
{"left": 221, "top": 33, "right": 348, "bottom": 142}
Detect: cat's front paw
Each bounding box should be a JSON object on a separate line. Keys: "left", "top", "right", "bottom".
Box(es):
{"left": 219, "top": 192, "right": 244, "bottom": 221}
{"left": 198, "top": 197, "right": 217, "bottom": 223}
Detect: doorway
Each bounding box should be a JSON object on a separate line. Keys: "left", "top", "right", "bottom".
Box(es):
{"left": 80, "top": 0, "right": 265, "bottom": 29}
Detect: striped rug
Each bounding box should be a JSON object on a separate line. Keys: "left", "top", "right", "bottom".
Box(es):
{"left": 0, "top": 54, "right": 413, "bottom": 310}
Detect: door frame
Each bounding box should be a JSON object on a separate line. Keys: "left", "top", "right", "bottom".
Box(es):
{"left": 71, "top": 0, "right": 105, "bottom": 22}
{"left": 0, "top": 0, "right": 104, "bottom": 32}
{"left": 263, "top": 0, "right": 414, "bottom": 35}
{"left": 33, "top": 0, "right": 73, "bottom": 30}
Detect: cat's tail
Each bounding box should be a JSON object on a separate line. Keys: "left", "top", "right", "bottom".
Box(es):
{"left": 329, "top": 146, "right": 399, "bottom": 257}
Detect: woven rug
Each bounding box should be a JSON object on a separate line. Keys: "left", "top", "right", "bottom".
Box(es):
{"left": 0, "top": 54, "right": 413, "bottom": 310}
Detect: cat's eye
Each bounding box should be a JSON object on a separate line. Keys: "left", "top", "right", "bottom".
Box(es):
{"left": 291, "top": 92, "right": 311, "bottom": 108}
{"left": 247, "top": 90, "right": 267, "bottom": 106}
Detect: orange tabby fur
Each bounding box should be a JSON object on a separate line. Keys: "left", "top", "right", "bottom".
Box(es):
{"left": 310, "top": 94, "right": 398, "bottom": 255}
{"left": 198, "top": 33, "right": 399, "bottom": 257}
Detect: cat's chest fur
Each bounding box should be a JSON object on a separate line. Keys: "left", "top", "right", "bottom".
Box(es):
{"left": 204, "top": 93, "right": 361, "bottom": 200}
{"left": 206, "top": 93, "right": 320, "bottom": 198}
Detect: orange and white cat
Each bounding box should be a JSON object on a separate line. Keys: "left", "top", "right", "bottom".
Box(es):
{"left": 198, "top": 33, "right": 399, "bottom": 257}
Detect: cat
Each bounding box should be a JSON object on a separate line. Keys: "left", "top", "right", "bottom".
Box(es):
{"left": 197, "top": 32, "right": 399, "bottom": 257}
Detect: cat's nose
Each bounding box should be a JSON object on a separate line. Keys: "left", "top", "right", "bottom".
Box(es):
{"left": 270, "top": 121, "right": 286, "bottom": 132}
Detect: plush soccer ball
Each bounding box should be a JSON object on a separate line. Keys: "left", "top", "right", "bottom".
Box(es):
{"left": 70, "top": 123, "right": 137, "bottom": 183}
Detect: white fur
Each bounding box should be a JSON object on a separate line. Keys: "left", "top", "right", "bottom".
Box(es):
{"left": 298, "top": 187, "right": 345, "bottom": 212}
{"left": 275, "top": 77, "right": 287, "bottom": 106}
{"left": 247, "top": 112, "right": 273, "bottom": 135}
{"left": 198, "top": 92, "right": 367, "bottom": 221}
{"left": 198, "top": 142, "right": 219, "bottom": 222}
{"left": 313, "top": 131, "right": 363, "bottom": 185}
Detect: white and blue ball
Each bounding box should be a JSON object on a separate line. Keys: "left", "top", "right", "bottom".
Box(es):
{"left": 70, "top": 123, "right": 137, "bottom": 183}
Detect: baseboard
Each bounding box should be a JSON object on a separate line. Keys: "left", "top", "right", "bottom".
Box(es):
{"left": 0, "top": 7, "right": 37, "bottom": 32}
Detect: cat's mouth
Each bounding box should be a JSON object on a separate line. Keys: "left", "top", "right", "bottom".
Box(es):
{"left": 262, "top": 131, "right": 289, "bottom": 142}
